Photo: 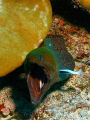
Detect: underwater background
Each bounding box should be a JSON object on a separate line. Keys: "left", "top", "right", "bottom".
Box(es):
{"left": 0, "top": 0, "right": 90, "bottom": 119}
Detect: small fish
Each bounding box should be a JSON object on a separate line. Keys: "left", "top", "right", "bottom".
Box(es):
{"left": 59, "top": 68, "right": 82, "bottom": 75}
{"left": 24, "top": 35, "right": 82, "bottom": 105}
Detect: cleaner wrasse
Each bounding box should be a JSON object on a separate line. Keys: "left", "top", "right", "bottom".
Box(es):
{"left": 24, "top": 35, "right": 82, "bottom": 105}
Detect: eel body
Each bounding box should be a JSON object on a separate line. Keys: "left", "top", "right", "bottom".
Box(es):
{"left": 24, "top": 35, "right": 80, "bottom": 105}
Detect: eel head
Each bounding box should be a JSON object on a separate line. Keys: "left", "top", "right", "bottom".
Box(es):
{"left": 24, "top": 47, "right": 57, "bottom": 105}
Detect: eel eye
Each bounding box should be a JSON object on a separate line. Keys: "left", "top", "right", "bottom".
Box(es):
{"left": 40, "top": 56, "right": 43, "bottom": 61}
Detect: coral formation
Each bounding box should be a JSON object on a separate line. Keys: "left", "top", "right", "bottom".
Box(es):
{"left": 0, "top": 87, "right": 16, "bottom": 116}
{"left": 79, "top": 0, "right": 90, "bottom": 10}
{"left": 0, "top": 0, "right": 52, "bottom": 77}
{"left": 72, "top": 0, "right": 90, "bottom": 12}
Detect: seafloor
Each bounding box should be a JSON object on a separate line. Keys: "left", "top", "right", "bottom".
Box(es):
{"left": 0, "top": 1, "right": 90, "bottom": 120}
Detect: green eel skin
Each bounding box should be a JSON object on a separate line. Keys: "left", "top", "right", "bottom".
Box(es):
{"left": 24, "top": 35, "right": 75, "bottom": 105}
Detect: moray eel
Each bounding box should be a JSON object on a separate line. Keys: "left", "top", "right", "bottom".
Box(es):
{"left": 24, "top": 35, "right": 82, "bottom": 105}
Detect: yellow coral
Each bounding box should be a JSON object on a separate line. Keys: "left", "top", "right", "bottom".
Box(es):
{"left": 79, "top": 0, "right": 90, "bottom": 10}
{"left": 0, "top": 0, "right": 52, "bottom": 77}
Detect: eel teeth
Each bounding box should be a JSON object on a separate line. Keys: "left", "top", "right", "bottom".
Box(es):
{"left": 40, "top": 80, "right": 44, "bottom": 89}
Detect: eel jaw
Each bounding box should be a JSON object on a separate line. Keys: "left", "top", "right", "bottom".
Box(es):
{"left": 26, "top": 63, "right": 52, "bottom": 105}
{"left": 26, "top": 75, "right": 50, "bottom": 105}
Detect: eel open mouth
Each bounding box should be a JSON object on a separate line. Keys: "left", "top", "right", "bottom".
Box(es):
{"left": 26, "top": 62, "right": 51, "bottom": 105}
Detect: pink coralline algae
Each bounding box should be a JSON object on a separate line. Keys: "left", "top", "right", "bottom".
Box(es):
{"left": 0, "top": 87, "right": 16, "bottom": 116}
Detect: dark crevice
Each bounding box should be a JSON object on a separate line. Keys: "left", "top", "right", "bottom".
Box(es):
{"left": 50, "top": 0, "right": 90, "bottom": 32}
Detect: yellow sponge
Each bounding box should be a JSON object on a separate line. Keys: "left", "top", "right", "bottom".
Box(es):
{"left": 79, "top": 0, "right": 90, "bottom": 10}
{"left": 0, "top": 0, "right": 52, "bottom": 77}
